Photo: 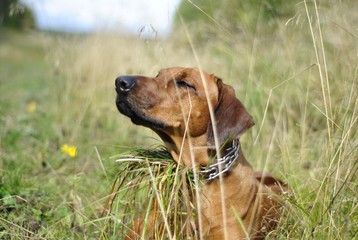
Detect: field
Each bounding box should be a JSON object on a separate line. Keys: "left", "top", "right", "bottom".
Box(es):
{"left": 0, "top": 1, "right": 357, "bottom": 239}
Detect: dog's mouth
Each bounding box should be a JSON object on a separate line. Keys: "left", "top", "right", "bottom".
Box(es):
{"left": 116, "top": 94, "right": 167, "bottom": 129}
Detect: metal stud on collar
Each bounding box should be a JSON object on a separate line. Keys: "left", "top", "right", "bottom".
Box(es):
{"left": 199, "top": 139, "right": 240, "bottom": 181}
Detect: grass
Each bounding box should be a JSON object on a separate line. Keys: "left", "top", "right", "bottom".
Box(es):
{"left": 0, "top": 1, "right": 357, "bottom": 239}
{"left": 102, "top": 146, "right": 197, "bottom": 239}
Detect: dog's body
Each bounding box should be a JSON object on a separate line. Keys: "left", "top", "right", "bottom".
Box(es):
{"left": 115, "top": 67, "right": 286, "bottom": 239}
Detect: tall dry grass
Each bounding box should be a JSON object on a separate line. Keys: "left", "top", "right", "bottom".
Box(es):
{"left": 44, "top": 1, "right": 357, "bottom": 239}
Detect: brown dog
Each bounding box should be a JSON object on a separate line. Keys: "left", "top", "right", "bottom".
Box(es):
{"left": 115, "top": 67, "right": 286, "bottom": 239}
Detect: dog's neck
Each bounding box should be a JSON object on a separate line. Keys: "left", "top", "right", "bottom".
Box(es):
{"left": 156, "top": 131, "right": 210, "bottom": 167}
{"left": 155, "top": 130, "right": 249, "bottom": 178}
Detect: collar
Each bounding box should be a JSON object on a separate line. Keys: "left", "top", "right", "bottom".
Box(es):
{"left": 199, "top": 139, "right": 240, "bottom": 181}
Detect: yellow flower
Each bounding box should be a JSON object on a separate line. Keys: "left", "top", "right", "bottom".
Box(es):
{"left": 67, "top": 146, "right": 77, "bottom": 157}
{"left": 26, "top": 100, "right": 37, "bottom": 113}
{"left": 61, "top": 144, "right": 77, "bottom": 157}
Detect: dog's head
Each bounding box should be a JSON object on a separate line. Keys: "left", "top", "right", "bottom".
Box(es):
{"left": 115, "top": 67, "right": 254, "bottom": 166}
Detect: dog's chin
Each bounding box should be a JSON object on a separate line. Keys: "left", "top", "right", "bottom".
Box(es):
{"left": 116, "top": 97, "right": 166, "bottom": 129}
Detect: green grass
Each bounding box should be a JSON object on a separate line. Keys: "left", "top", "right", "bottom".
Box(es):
{"left": 1, "top": 1, "right": 357, "bottom": 239}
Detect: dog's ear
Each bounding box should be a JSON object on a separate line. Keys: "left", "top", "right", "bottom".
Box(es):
{"left": 207, "top": 79, "right": 254, "bottom": 147}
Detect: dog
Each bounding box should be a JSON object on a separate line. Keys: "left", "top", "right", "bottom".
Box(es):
{"left": 115, "top": 67, "right": 287, "bottom": 239}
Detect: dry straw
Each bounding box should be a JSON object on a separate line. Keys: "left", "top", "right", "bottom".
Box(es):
{"left": 102, "top": 146, "right": 198, "bottom": 239}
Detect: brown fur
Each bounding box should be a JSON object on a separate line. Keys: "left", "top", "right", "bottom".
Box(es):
{"left": 115, "top": 67, "right": 287, "bottom": 239}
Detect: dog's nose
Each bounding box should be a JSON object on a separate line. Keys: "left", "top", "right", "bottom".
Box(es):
{"left": 115, "top": 76, "right": 137, "bottom": 92}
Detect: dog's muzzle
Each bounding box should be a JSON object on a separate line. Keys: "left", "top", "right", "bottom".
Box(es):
{"left": 115, "top": 75, "right": 167, "bottom": 129}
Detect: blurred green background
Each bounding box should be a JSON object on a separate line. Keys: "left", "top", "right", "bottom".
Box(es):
{"left": 0, "top": 0, "right": 357, "bottom": 239}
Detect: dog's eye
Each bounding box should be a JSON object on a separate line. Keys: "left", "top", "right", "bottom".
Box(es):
{"left": 176, "top": 80, "right": 195, "bottom": 90}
